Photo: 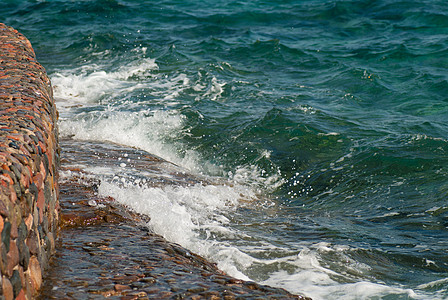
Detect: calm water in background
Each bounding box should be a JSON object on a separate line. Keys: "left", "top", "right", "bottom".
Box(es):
{"left": 2, "top": 0, "right": 448, "bottom": 298}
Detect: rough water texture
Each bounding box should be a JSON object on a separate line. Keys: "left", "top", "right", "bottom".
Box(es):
{"left": 0, "top": 24, "right": 309, "bottom": 299}
{"left": 2, "top": 1, "right": 448, "bottom": 299}
{"left": 0, "top": 24, "right": 59, "bottom": 299}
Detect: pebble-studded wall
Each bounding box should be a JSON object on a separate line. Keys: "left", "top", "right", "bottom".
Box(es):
{"left": 0, "top": 23, "right": 60, "bottom": 299}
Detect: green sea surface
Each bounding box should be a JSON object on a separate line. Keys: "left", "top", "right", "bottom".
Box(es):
{"left": 2, "top": 0, "right": 448, "bottom": 298}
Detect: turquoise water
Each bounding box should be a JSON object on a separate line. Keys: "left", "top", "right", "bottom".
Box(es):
{"left": 3, "top": 0, "right": 448, "bottom": 298}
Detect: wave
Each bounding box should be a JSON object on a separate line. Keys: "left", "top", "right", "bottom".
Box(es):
{"left": 69, "top": 153, "right": 427, "bottom": 300}
{"left": 51, "top": 51, "right": 285, "bottom": 189}
{"left": 41, "top": 1, "right": 448, "bottom": 297}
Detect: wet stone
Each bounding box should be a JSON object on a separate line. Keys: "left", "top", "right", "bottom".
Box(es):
{"left": 187, "top": 286, "right": 208, "bottom": 293}
{"left": 131, "top": 291, "right": 148, "bottom": 299}
{"left": 15, "top": 289, "right": 26, "bottom": 300}
{"left": 9, "top": 214, "right": 18, "bottom": 240}
{"left": 18, "top": 239, "right": 30, "bottom": 269}
{"left": 1, "top": 222, "right": 11, "bottom": 252}
{"left": 8, "top": 164, "right": 20, "bottom": 184}
{"left": 120, "top": 295, "right": 139, "bottom": 300}
{"left": 42, "top": 215, "right": 48, "bottom": 234}
{"left": 114, "top": 284, "right": 132, "bottom": 292}
{"left": 2, "top": 276, "right": 13, "bottom": 300}
{"left": 10, "top": 269, "right": 21, "bottom": 298}
{"left": 0, "top": 246, "right": 7, "bottom": 276}
{"left": 113, "top": 275, "right": 140, "bottom": 284}
{"left": 0, "top": 199, "right": 8, "bottom": 217}
{"left": 140, "top": 277, "right": 156, "bottom": 284}
{"left": 35, "top": 139, "right": 311, "bottom": 300}
{"left": 130, "top": 281, "right": 146, "bottom": 289}
{"left": 25, "top": 231, "right": 39, "bottom": 255}
{"left": 5, "top": 240, "right": 19, "bottom": 277}
{"left": 28, "top": 256, "right": 42, "bottom": 292}
{"left": 17, "top": 220, "right": 27, "bottom": 243}
{"left": 42, "top": 236, "right": 50, "bottom": 255}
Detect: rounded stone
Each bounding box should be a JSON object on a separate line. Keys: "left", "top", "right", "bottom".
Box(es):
{"left": 24, "top": 214, "right": 33, "bottom": 232}
{"left": 17, "top": 220, "right": 27, "bottom": 243}
{"left": 1, "top": 246, "right": 7, "bottom": 275}
{"left": 2, "top": 276, "right": 14, "bottom": 300}
{"left": 10, "top": 269, "right": 22, "bottom": 298}
{"left": 27, "top": 256, "right": 42, "bottom": 293}
{"left": 6, "top": 239, "right": 19, "bottom": 277}
{"left": 1, "top": 221, "right": 11, "bottom": 252}
{"left": 25, "top": 231, "right": 39, "bottom": 255}
{"left": 114, "top": 283, "right": 131, "bottom": 292}
{"left": 46, "top": 232, "right": 55, "bottom": 254}
{"left": 18, "top": 240, "right": 30, "bottom": 269}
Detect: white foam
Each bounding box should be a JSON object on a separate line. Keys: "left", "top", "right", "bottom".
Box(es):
{"left": 97, "top": 178, "right": 259, "bottom": 280}
{"left": 260, "top": 246, "right": 418, "bottom": 300}
{"left": 59, "top": 108, "right": 190, "bottom": 165}
{"left": 51, "top": 58, "right": 200, "bottom": 172}
{"left": 50, "top": 55, "right": 239, "bottom": 176}
{"left": 204, "top": 76, "right": 225, "bottom": 101}
{"left": 51, "top": 54, "right": 433, "bottom": 299}
{"left": 228, "top": 164, "right": 284, "bottom": 194}
{"left": 52, "top": 57, "right": 158, "bottom": 108}
{"left": 92, "top": 165, "right": 426, "bottom": 300}
{"left": 417, "top": 277, "right": 448, "bottom": 290}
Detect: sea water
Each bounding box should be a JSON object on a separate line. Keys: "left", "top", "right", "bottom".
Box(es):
{"left": 2, "top": 0, "right": 448, "bottom": 299}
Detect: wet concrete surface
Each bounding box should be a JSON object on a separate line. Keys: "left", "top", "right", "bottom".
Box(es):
{"left": 38, "top": 139, "right": 310, "bottom": 299}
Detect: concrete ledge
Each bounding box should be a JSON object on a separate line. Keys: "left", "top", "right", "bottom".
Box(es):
{"left": 0, "top": 24, "right": 59, "bottom": 299}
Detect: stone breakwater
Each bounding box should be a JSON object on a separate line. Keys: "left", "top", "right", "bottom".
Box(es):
{"left": 0, "top": 24, "right": 59, "bottom": 299}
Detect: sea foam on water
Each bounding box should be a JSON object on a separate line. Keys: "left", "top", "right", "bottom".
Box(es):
{"left": 52, "top": 48, "right": 441, "bottom": 300}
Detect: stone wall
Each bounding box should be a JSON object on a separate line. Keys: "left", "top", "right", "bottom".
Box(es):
{"left": 0, "top": 24, "right": 60, "bottom": 299}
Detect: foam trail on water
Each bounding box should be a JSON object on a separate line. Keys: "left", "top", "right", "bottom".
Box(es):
{"left": 51, "top": 55, "right": 431, "bottom": 300}
{"left": 96, "top": 175, "right": 425, "bottom": 300}
{"left": 260, "top": 247, "right": 419, "bottom": 300}
{"left": 51, "top": 56, "right": 285, "bottom": 183}
{"left": 51, "top": 54, "right": 214, "bottom": 174}
{"left": 97, "top": 179, "right": 256, "bottom": 280}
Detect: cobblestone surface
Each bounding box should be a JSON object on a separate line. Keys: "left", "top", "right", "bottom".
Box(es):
{"left": 0, "top": 23, "right": 59, "bottom": 299}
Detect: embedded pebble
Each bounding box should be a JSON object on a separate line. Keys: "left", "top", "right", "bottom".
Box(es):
{"left": 0, "top": 23, "right": 59, "bottom": 298}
